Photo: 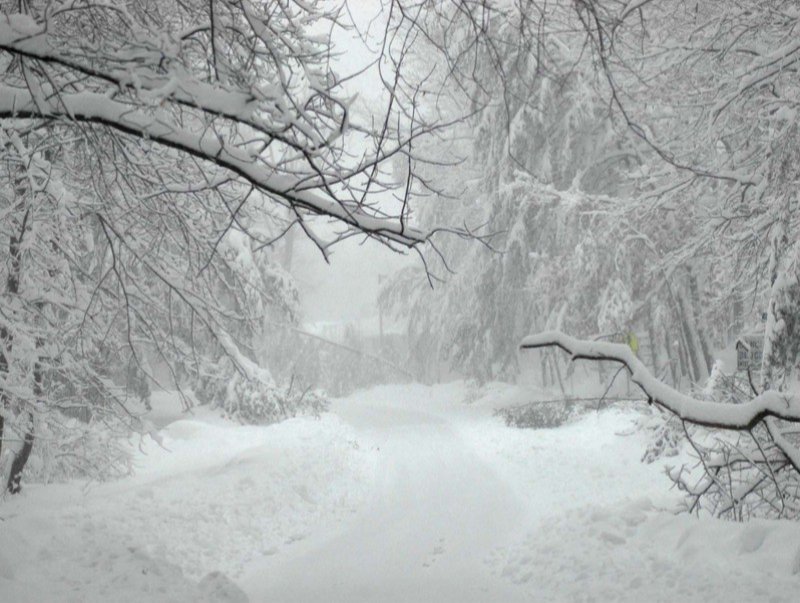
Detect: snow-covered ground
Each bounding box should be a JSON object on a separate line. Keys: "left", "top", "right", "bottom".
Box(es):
{"left": 2, "top": 383, "right": 800, "bottom": 602}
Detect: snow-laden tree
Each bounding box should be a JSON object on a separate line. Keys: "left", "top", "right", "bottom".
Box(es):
{"left": 577, "top": 0, "right": 800, "bottom": 344}
{"left": 0, "top": 0, "right": 457, "bottom": 493}
{"left": 522, "top": 0, "right": 800, "bottom": 519}
{"left": 0, "top": 0, "right": 437, "bottom": 246}
{"left": 383, "top": 0, "right": 794, "bottom": 387}
{"left": 381, "top": 1, "right": 704, "bottom": 385}
{"left": 0, "top": 123, "right": 311, "bottom": 490}
{"left": 379, "top": 0, "right": 800, "bottom": 518}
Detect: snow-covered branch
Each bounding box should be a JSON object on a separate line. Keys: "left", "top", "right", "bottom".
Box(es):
{"left": 0, "top": 86, "right": 425, "bottom": 247}
{"left": 0, "top": 3, "right": 449, "bottom": 249}
{"left": 520, "top": 331, "right": 800, "bottom": 431}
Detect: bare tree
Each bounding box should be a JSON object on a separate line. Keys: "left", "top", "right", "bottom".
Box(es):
{"left": 0, "top": 0, "right": 462, "bottom": 493}
{"left": 0, "top": 0, "right": 443, "bottom": 247}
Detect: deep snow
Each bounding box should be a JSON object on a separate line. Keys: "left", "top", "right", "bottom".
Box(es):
{"left": 2, "top": 383, "right": 800, "bottom": 602}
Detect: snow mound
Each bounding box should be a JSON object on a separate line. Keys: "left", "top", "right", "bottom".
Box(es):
{"left": 1, "top": 397, "right": 378, "bottom": 601}
{"left": 489, "top": 498, "right": 800, "bottom": 602}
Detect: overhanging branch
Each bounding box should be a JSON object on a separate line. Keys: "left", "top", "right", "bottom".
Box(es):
{"left": 0, "top": 85, "right": 428, "bottom": 247}
{"left": 520, "top": 331, "right": 800, "bottom": 431}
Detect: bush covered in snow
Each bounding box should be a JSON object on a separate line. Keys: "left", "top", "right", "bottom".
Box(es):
{"left": 638, "top": 410, "right": 683, "bottom": 464}
{"left": 192, "top": 354, "right": 327, "bottom": 425}
{"left": 218, "top": 373, "right": 327, "bottom": 425}
{"left": 2, "top": 411, "right": 133, "bottom": 485}
{"left": 497, "top": 399, "right": 590, "bottom": 429}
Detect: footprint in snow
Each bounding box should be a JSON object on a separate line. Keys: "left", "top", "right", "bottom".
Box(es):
{"left": 739, "top": 525, "right": 770, "bottom": 554}
{"left": 284, "top": 533, "right": 307, "bottom": 545}
{"left": 422, "top": 538, "right": 446, "bottom": 567}
{"left": 599, "top": 531, "right": 626, "bottom": 546}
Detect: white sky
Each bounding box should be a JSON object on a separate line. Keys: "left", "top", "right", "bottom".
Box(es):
{"left": 293, "top": 0, "right": 416, "bottom": 330}
{"left": 292, "top": 231, "right": 413, "bottom": 327}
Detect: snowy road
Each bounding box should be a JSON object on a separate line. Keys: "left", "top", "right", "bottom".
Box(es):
{"left": 4, "top": 383, "right": 800, "bottom": 602}
{"left": 240, "top": 385, "right": 800, "bottom": 603}
{"left": 241, "top": 395, "right": 530, "bottom": 602}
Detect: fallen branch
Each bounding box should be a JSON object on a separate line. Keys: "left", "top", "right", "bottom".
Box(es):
{"left": 520, "top": 331, "right": 800, "bottom": 431}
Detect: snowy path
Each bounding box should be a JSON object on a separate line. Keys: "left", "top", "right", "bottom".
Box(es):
{"left": 240, "top": 384, "right": 800, "bottom": 603}
{"left": 3, "top": 383, "right": 800, "bottom": 602}
{"left": 240, "top": 396, "right": 530, "bottom": 602}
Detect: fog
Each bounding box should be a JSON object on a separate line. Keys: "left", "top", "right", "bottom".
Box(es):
{"left": 2, "top": 1, "right": 799, "bottom": 602}
{"left": 292, "top": 225, "right": 413, "bottom": 330}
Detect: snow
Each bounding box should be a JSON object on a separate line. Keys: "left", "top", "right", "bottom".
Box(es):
{"left": 521, "top": 330, "right": 800, "bottom": 429}
{"left": 0, "top": 398, "right": 377, "bottom": 602}
{"left": 0, "top": 83, "right": 426, "bottom": 247}
{"left": 3, "top": 383, "right": 800, "bottom": 601}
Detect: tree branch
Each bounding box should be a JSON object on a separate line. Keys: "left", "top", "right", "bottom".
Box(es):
{"left": 520, "top": 331, "right": 800, "bottom": 431}
{"left": 0, "top": 85, "right": 428, "bottom": 247}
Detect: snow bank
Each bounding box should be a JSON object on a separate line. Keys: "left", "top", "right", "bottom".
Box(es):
{"left": 0, "top": 395, "right": 378, "bottom": 601}
{"left": 489, "top": 498, "right": 800, "bottom": 602}
{"left": 454, "top": 382, "right": 800, "bottom": 603}
{"left": 3, "top": 383, "right": 800, "bottom": 602}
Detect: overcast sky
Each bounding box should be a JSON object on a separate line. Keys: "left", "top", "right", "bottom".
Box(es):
{"left": 293, "top": 0, "right": 416, "bottom": 330}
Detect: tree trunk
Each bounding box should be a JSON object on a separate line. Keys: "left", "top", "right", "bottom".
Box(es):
{"left": 6, "top": 412, "right": 33, "bottom": 494}
{"left": 688, "top": 271, "right": 714, "bottom": 374}
{"left": 0, "top": 226, "right": 22, "bottom": 471}
{"left": 7, "top": 337, "right": 43, "bottom": 494}
{"left": 2, "top": 204, "right": 29, "bottom": 493}
{"left": 676, "top": 287, "right": 708, "bottom": 384}
{"left": 662, "top": 327, "right": 678, "bottom": 387}
{"left": 0, "top": 337, "right": 7, "bottom": 463}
